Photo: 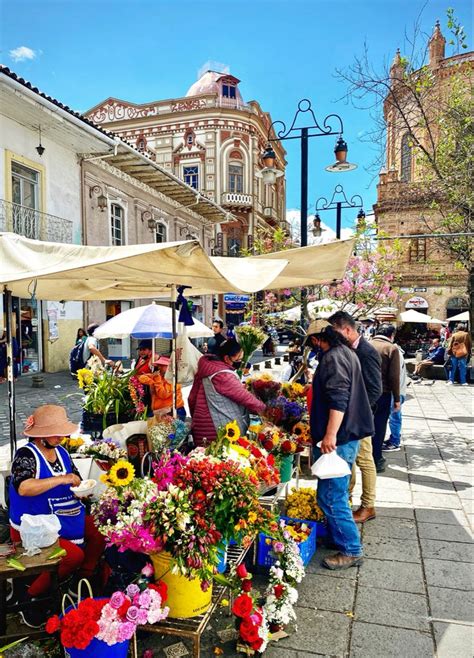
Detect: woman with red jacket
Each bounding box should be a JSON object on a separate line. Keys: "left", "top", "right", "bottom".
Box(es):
{"left": 188, "top": 340, "right": 266, "bottom": 446}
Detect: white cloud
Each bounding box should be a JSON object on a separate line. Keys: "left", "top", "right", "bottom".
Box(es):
{"left": 9, "top": 46, "right": 37, "bottom": 62}
{"left": 197, "top": 60, "right": 230, "bottom": 78}
{"left": 286, "top": 208, "right": 354, "bottom": 244}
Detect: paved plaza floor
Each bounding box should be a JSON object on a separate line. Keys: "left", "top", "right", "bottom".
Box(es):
{"left": 1, "top": 373, "right": 473, "bottom": 657}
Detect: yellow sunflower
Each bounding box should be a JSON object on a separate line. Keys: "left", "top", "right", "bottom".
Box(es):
{"left": 77, "top": 368, "right": 94, "bottom": 390}
{"left": 292, "top": 422, "right": 309, "bottom": 438}
{"left": 108, "top": 460, "right": 135, "bottom": 487}
{"left": 224, "top": 420, "right": 240, "bottom": 443}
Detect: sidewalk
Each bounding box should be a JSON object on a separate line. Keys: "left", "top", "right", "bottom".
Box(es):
{"left": 2, "top": 375, "right": 473, "bottom": 657}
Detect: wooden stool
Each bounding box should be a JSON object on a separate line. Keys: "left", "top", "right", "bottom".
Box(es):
{"left": 0, "top": 541, "right": 62, "bottom": 643}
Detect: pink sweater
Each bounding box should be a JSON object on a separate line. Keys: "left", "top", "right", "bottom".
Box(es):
{"left": 188, "top": 355, "right": 265, "bottom": 445}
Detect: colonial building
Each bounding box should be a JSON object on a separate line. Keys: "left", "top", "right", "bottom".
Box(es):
{"left": 1, "top": 66, "right": 231, "bottom": 371}
{"left": 374, "top": 24, "right": 473, "bottom": 320}
{"left": 85, "top": 69, "right": 288, "bottom": 256}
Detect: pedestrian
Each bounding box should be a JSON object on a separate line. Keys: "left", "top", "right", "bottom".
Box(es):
{"left": 206, "top": 319, "right": 226, "bottom": 355}
{"left": 370, "top": 324, "right": 401, "bottom": 473}
{"left": 8, "top": 405, "right": 105, "bottom": 627}
{"left": 83, "top": 323, "right": 111, "bottom": 367}
{"left": 188, "top": 339, "right": 266, "bottom": 446}
{"left": 446, "top": 324, "right": 472, "bottom": 386}
{"left": 412, "top": 338, "right": 445, "bottom": 381}
{"left": 308, "top": 321, "right": 374, "bottom": 570}
{"left": 384, "top": 341, "right": 408, "bottom": 452}
{"left": 328, "top": 311, "right": 382, "bottom": 524}
{"left": 75, "top": 328, "right": 86, "bottom": 345}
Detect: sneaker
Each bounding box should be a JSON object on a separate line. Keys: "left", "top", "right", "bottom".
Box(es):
{"left": 19, "top": 601, "right": 48, "bottom": 629}
{"left": 461, "top": 383, "right": 469, "bottom": 386}
{"left": 446, "top": 380, "right": 453, "bottom": 385}
{"left": 382, "top": 441, "right": 401, "bottom": 452}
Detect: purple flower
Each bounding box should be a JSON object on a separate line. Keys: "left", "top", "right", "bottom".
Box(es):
{"left": 136, "top": 608, "right": 149, "bottom": 625}
{"left": 118, "top": 621, "right": 136, "bottom": 642}
{"left": 126, "top": 583, "right": 140, "bottom": 598}
{"left": 138, "top": 590, "right": 151, "bottom": 607}
{"left": 126, "top": 605, "right": 140, "bottom": 623}
{"left": 273, "top": 541, "right": 285, "bottom": 553}
{"left": 110, "top": 591, "right": 126, "bottom": 609}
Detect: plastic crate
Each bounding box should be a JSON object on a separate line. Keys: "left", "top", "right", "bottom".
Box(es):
{"left": 257, "top": 516, "right": 317, "bottom": 567}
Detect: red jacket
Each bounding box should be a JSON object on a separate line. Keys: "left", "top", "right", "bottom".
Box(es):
{"left": 188, "top": 354, "right": 266, "bottom": 445}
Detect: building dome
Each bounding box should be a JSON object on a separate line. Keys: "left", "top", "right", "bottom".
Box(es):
{"left": 185, "top": 71, "right": 244, "bottom": 104}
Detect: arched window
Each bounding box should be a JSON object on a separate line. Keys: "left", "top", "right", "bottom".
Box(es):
{"left": 110, "top": 203, "right": 124, "bottom": 245}
{"left": 155, "top": 222, "right": 167, "bottom": 244}
{"left": 228, "top": 162, "right": 243, "bottom": 193}
{"left": 400, "top": 133, "right": 412, "bottom": 182}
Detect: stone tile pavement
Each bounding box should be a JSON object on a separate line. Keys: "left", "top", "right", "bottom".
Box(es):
{"left": 2, "top": 374, "right": 473, "bottom": 657}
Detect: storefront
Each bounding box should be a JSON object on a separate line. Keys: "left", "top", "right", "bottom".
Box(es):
{"left": 224, "top": 294, "right": 250, "bottom": 327}
{"left": 405, "top": 296, "right": 429, "bottom": 313}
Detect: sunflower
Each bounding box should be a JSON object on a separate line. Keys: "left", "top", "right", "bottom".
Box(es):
{"left": 224, "top": 420, "right": 240, "bottom": 443}
{"left": 108, "top": 460, "right": 135, "bottom": 487}
{"left": 292, "top": 422, "right": 309, "bottom": 439}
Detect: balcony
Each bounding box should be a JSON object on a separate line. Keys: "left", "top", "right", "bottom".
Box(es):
{"left": 0, "top": 199, "right": 74, "bottom": 244}
{"left": 221, "top": 192, "right": 253, "bottom": 209}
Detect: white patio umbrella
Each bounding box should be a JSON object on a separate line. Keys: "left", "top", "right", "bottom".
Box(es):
{"left": 447, "top": 310, "right": 469, "bottom": 323}
{"left": 93, "top": 302, "right": 213, "bottom": 340}
{"left": 400, "top": 309, "right": 442, "bottom": 323}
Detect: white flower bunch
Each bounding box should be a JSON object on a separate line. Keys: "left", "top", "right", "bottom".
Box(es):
{"left": 78, "top": 438, "right": 127, "bottom": 461}
{"left": 264, "top": 565, "right": 298, "bottom": 627}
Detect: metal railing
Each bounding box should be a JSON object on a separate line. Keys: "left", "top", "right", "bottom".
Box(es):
{"left": 0, "top": 199, "right": 74, "bottom": 243}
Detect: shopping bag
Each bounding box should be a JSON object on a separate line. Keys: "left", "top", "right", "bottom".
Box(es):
{"left": 311, "top": 443, "right": 351, "bottom": 479}
{"left": 19, "top": 513, "right": 60, "bottom": 553}
{"left": 165, "top": 328, "right": 202, "bottom": 385}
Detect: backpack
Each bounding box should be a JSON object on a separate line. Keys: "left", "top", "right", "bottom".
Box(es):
{"left": 69, "top": 341, "right": 86, "bottom": 374}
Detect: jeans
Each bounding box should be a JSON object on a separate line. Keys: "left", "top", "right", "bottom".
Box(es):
{"left": 314, "top": 441, "right": 363, "bottom": 557}
{"left": 388, "top": 394, "right": 406, "bottom": 446}
{"left": 449, "top": 356, "right": 468, "bottom": 384}
{"left": 372, "top": 392, "right": 393, "bottom": 462}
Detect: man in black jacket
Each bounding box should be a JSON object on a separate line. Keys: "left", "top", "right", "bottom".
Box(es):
{"left": 329, "top": 312, "right": 382, "bottom": 524}
{"left": 308, "top": 321, "right": 374, "bottom": 570}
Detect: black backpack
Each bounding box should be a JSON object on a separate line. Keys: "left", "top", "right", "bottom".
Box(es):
{"left": 70, "top": 341, "right": 86, "bottom": 374}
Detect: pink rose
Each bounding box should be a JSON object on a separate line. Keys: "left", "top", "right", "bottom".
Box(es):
{"left": 126, "top": 605, "right": 140, "bottom": 623}
{"left": 109, "top": 591, "right": 126, "bottom": 609}
{"left": 126, "top": 583, "right": 140, "bottom": 598}
{"left": 141, "top": 563, "right": 154, "bottom": 578}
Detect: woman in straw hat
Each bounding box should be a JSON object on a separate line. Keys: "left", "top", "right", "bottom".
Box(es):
{"left": 8, "top": 405, "right": 104, "bottom": 628}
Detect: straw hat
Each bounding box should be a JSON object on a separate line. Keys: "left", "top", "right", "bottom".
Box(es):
{"left": 23, "top": 405, "right": 78, "bottom": 438}
{"left": 303, "top": 319, "right": 331, "bottom": 344}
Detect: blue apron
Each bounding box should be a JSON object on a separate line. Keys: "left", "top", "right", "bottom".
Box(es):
{"left": 9, "top": 443, "right": 85, "bottom": 545}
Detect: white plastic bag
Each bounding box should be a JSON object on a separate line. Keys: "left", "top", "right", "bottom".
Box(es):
{"left": 311, "top": 443, "right": 351, "bottom": 479}
{"left": 20, "top": 513, "right": 60, "bottom": 554}
{"left": 166, "top": 329, "right": 202, "bottom": 385}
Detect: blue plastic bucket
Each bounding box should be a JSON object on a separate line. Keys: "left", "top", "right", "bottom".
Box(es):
{"left": 217, "top": 543, "right": 228, "bottom": 573}
{"left": 62, "top": 603, "right": 130, "bottom": 658}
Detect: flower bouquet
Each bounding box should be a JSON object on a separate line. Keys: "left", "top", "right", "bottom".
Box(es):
{"left": 147, "top": 416, "right": 190, "bottom": 454}
{"left": 60, "top": 435, "right": 86, "bottom": 454}
{"left": 46, "top": 581, "right": 169, "bottom": 652}
{"left": 285, "top": 487, "right": 325, "bottom": 522}
{"left": 263, "top": 564, "right": 298, "bottom": 632}
{"left": 281, "top": 381, "right": 307, "bottom": 405}
{"left": 246, "top": 374, "right": 281, "bottom": 403}
{"left": 265, "top": 396, "right": 305, "bottom": 433}
{"left": 235, "top": 324, "right": 266, "bottom": 371}
{"left": 77, "top": 366, "right": 135, "bottom": 429}
{"left": 78, "top": 438, "right": 127, "bottom": 471}
{"left": 128, "top": 375, "right": 147, "bottom": 419}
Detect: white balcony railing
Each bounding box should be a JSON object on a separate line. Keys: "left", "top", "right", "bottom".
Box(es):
{"left": 221, "top": 192, "right": 253, "bottom": 207}
{"left": 0, "top": 199, "right": 74, "bottom": 243}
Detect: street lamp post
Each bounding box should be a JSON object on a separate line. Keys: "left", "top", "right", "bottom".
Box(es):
{"left": 315, "top": 184, "right": 365, "bottom": 240}
{"left": 257, "top": 99, "right": 357, "bottom": 246}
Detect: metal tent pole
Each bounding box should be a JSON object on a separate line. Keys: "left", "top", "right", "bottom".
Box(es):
{"left": 3, "top": 287, "right": 16, "bottom": 459}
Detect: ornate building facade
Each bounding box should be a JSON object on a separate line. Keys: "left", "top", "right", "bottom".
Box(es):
{"left": 374, "top": 24, "right": 473, "bottom": 320}
{"left": 85, "top": 70, "right": 287, "bottom": 256}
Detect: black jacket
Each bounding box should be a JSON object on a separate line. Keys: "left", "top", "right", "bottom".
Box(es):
{"left": 355, "top": 336, "right": 382, "bottom": 408}
{"left": 310, "top": 344, "right": 375, "bottom": 446}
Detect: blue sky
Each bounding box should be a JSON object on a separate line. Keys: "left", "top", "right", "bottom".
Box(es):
{"left": 2, "top": 0, "right": 472, "bottom": 235}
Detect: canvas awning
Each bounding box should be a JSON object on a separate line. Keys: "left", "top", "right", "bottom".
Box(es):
{"left": 0, "top": 232, "right": 355, "bottom": 300}
{"left": 399, "top": 309, "right": 443, "bottom": 324}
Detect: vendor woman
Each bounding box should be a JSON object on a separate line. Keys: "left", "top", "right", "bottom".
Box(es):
{"left": 9, "top": 404, "right": 104, "bottom": 628}
{"left": 189, "top": 339, "right": 266, "bottom": 446}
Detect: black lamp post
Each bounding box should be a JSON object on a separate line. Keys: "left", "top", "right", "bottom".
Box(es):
{"left": 315, "top": 184, "right": 364, "bottom": 240}
{"left": 258, "top": 99, "right": 357, "bottom": 246}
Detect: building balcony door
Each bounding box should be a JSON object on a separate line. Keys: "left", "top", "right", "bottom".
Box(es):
{"left": 106, "top": 301, "right": 131, "bottom": 360}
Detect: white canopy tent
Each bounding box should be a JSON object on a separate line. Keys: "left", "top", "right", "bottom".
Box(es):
{"left": 1, "top": 232, "right": 355, "bottom": 452}
{"left": 446, "top": 310, "right": 469, "bottom": 323}
{"left": 399, "top": 309, "right": 444, "bottom": 324}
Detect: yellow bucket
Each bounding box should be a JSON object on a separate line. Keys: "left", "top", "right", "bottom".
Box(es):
{"left": 150, "top": 551, "right": 212, "bottom": 618}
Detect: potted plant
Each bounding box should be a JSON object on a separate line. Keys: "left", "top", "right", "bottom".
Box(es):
{"left": 76, "top": 365, "right": 135, "bottom": 431}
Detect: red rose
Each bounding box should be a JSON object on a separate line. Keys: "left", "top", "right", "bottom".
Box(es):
{"left": 251, "top": 639, "right": 264, "bottom": 651}
{"left": 46, "top": 615, "right": 61, "bottom": 634}
{"left": 239, "top": 619, "right": 260, "bottom": 644}
{"left": 263, "top": 440, "right": 274, "bottom": 452}
{"left": 242, "top": 579, "right": 252, "bottom": 593}
{"left": 118, "top": 598, "right": 132, "bottom": 617}
{"left": 281, "top": 440, "right": 292, "bottom": 453}
{"left": 267, "top": 454, "right": 275, "bottom": 466}
{"left": 232, "top": 593, "right": 253, "bottom": 618}
{"left": 236, "top": 563, "right": 248, "bottom": 579}
{"left": 149, "top": 581, "right": 168, "bottom": 603}
{"left": 274, "top": 584, "right": 285, "bottom": 599}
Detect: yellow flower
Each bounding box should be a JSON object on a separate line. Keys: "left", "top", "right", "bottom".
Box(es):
{"left": 99, "top": 473, "right": 111, "bottom": 485}
{"left": 224, "top": 420, "right": 240, "bottom": 443}
{"left": 248, "top": 511, "right": 257, "bottom": 523}
{"left": 108, "top": 460, "right": 135, "bottom": 487}
{"left": 77, "top": 368, "right": 94, "bottom": 390}
{"left": 231, "top": 444, "right": 250, "bottom": 458}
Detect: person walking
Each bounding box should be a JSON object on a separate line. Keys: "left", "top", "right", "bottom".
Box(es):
{"left": 83, "top": 323, "right": 111, "bottom": 367}
{"left": 384, "top": 342, "right": 408, "bottom": 452}
{"left": 371, "top": 324, "right": 401, "bottom": 473}
{"left": 328, "top": 311, "right": 382, "bottom": 524}
{"left": 206, "top": 319, "right": 226, "bottom": 355}
{"left": 447, "top": 324, "right": 471, "bottom": 386}
{"left": 308, "top": 321, "right": 374, "bottom": 570}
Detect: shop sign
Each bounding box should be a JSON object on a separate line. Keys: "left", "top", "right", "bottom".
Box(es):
{"left": 224, "top": 294, "right": 250, "bottom": 304}
{"left": 226, "top": 303, "right": 246, "bottom": 310}
{"left": 405, "top": 296, "right": 429, "bottom": 309}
